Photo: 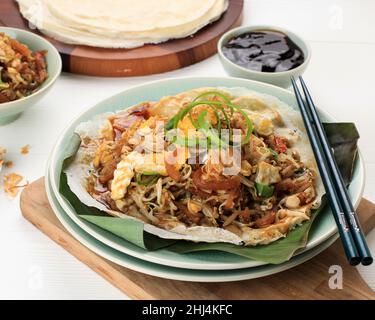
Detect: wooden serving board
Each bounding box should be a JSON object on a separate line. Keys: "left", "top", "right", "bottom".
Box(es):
{"left": 20, "top": 178, "right": 375, "bottom": 300}
{"left": 0, "top": 0, "right": 243, "bottom": 77}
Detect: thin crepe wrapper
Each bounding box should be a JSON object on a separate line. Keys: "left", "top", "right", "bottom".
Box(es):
{"left": 64, "top": 87, "right": 326, "bottom": 246}
{"left": 59, "top": 123, "right": 359, "bottom": 264}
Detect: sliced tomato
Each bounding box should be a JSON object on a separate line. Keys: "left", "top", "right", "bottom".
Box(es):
{"left": 254, "top": 211, "right": 276, "bottom": 228}
{"left": 192, "top": 168, "right": 241, "bottom": 191}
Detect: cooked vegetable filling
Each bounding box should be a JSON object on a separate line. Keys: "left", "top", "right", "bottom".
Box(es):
{"left": 0, "top": 32, "right": 48, "bottom": 103}
{"left": 73, "top": 88, "right": 321, "bottom": 246}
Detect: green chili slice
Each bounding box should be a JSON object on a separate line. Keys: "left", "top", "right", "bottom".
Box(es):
{"left": 255, "top": 182, "right": 275, "bottom": 198}
{"left": 136, "top": 173, "right": 159, "bottom": 186}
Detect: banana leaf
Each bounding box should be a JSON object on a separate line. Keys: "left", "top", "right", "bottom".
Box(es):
{"left": 323, "top": 123, "right": 359, "bottom": 186}
{"left": 59, "top": 123, "right": 359, "bottom": 264}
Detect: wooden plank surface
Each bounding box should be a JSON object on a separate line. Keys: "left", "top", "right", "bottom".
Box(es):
{"left": 20, "top": 178, "right": 375, "bottom": 300}
{"left": 0, "top": 0, "right": 243, "bottom": 76}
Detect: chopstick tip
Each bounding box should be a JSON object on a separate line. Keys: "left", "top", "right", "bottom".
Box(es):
{"left": 349, "top": 256, "right": 361, "bottom": 266}
{"left": 361, "top": 256, "right": 373, "bottom": 266}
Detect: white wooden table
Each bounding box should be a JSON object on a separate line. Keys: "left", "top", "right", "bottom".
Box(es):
{"left": 0, "top": 0, "right": 374, "bottom": 299}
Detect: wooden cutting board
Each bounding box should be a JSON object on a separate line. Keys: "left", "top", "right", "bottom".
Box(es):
{"left": 20, "top": 178, "right": 375, "bottom": 300}
{"left": 0, "top": 0, "right": 243, "bottom": 77}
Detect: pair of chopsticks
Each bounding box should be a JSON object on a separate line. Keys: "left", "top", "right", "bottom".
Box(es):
{"left": 291, "top": 76, "right": 373, "bottom": 266}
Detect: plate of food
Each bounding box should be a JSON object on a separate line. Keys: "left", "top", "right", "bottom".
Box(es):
{"left": 48, "top": 77, "right": 364, "bottom": 270}
{"left": 0, "top": 0, "right": 243, "bottom": 76}
{"left": 45, "top": 166, "right": 340, "bottom": 282}
{"left": 0, "top": 26, "right": 61, "bottom": 124}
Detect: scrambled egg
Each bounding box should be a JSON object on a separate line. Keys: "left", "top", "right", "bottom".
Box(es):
{"left": 111, "top": 146, "right": 190, "bottom": 201}
{"left": 111, "top": 151, "right": 167, "bottom": 201}
{"left": 177, "top": 104, "right": 217, "bottom": 136}
{"left": 233, "top": 95, "right": 287, "bottom": 137}
{"left": 248, "top": 114, "right": 274, "bottom": 136}
{"left": 255, "top": 161, "right": 281, "bottom": 185}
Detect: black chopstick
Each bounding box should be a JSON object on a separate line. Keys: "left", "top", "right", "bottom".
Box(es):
{"left": 299, "top": 76, "right": 373, "bottom": 266}
{"left": 291, "top": 77, "right": 361, "bottom": 266}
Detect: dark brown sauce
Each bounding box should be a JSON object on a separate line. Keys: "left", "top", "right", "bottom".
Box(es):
{"left": 222, "top": 30, "right": 305, "bottom": 73}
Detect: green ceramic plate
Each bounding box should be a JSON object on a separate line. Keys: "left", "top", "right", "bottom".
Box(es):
{"left": 0, "top": 27, "right": 62, "bottom": 125}
{"left": 46, "top": 166, "right": 340, "bottom": 282}
{"left": 48, "top": 77, "right": 365, "bottom": 270}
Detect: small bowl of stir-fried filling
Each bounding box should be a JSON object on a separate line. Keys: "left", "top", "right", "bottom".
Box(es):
{"left": 0, "top": 27, "right": 62, "bottom": 125}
